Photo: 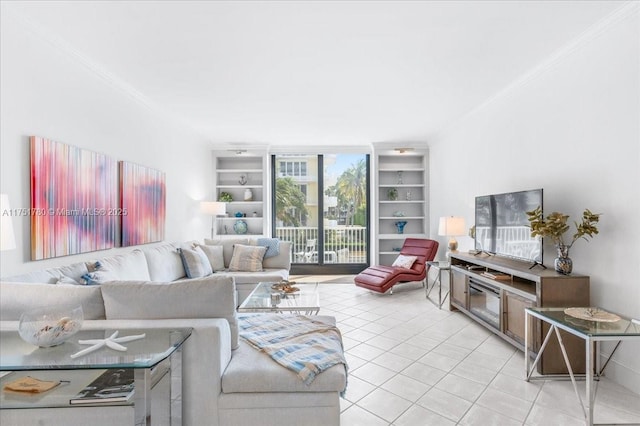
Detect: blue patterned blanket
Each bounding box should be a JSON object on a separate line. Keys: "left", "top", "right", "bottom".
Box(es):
{"left": 239, "top": 314, "right": 347, "bottom": 389}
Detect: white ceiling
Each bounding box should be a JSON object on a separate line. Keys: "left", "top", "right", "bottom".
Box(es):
{"left": 5, "top": 1, "right": 626, "bottom": 147}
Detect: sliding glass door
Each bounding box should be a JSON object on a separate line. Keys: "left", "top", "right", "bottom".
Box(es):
{"left": 272, "top": 153, "right": 369, "bottom": 274}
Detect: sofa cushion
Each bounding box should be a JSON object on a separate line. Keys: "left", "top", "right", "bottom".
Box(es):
{"left": 2, "top": 262, "right": 89, "bottom": 285}
{"left": 141, "top": 243, "right": 186, "bottom": 282}
{"left": 261, "top": 241, "right": 291, "bottom": 270}
{"left": 81, "top": 267, "right": 118, "bottom": 285}
{"left": 101, "top": 276, "right": 239, "bottom": 349}
{"left": 178, "top": 246, "right": 213, "bottom": 278}
{"left": 228, "top": 245, "right": 267, "bottom": 272}
{"left": 95, "top": 249, "right": 151, "bottom": 281}
{"left": 0, "top": 282, "right": 106, "bottom": 320}
{"left": 222, "top": 315, "right": 346, "bottom": 394}
{"left": 196, "top": 244, "right": 225, "bottom": 272}
{"left": 204, "top": 238, "right": 250, "bottom": 267}
{"left": 256, "top": 238, "right": 280, "bottom": 258}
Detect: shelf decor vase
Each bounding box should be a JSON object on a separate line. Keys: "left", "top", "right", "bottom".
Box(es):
{"left": 244, "top": 189, "right": 253, "bottom": 201}
{"left": 554, "top": 244, "right": 573, "bottom": 275}
{"left": 387, "top": 188, "right": 398, "bottom": 201}
{"left": 395, "top": 221, "right": 407, "bottom": 234}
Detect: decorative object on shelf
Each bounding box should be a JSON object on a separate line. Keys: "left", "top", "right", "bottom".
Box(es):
{"left": 233, "top": 219, "right": 248, "bottom": 235}
{"left": 244, "top": 188, "right": 253, "bottom": 201}
{"left": 392, "top": 211, "right": 405, "bottom": 217}
{"left": 387, "top": 188, "right": 398, "bottom": 201}
{"left": 406, "top": 190, "right": 412, "bottom": 201}
{"left": 397, "top": 171, "right": 403, "bottom": 184}
{"left": 200, "top": 201, "right": 226, "bottom": 239}
{"left": 395, "top": 221, "right": 407, "bottom": 234}
{"left": 235, "top": 211, "right": 244, "bottom": 217}
{"left": 19, "top": 305, "right": 83, "bottom": 347}
{"left": 238, "top": 174, "right": 248, "bottom": 185}
{"left": 252, "top": 211, "right": 258, "bottom": 217}
{"left": 392, "top": 247, "right": 402, "bottom": 251}
{"left": 564, "top": 307, "right": 621, "bottom": 322}
{"left": 438, "top": 216, "right": 466, "bottom": 257}
{"left": 219, "top": 191, "right": 233, "bottom": 202}
{"left": 527, "top": 206, "right": 601, "bottom": 275}
{"left": 70, "top": 330, "right": 146, "bottom": 359}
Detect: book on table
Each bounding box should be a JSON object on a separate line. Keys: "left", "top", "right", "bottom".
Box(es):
{"left": 70, "top": 368, "right": 134, "bottom": 404}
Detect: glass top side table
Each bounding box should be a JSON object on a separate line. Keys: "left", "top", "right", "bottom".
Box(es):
{"left": 0, "top": 327, "right": 192, "bottom": 425}
{"left": 425, "top": 260, "right": 451, "bottom": 309}
{"left": 525, "top": 307, "right": 640, "bottom": 426}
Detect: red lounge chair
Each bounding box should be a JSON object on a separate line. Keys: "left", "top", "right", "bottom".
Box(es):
{"left": 354, "top": 238, "right": 439, "bottom": 294}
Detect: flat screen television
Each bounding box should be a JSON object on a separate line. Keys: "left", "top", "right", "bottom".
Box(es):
{"left": 474, "top": 188, "right": 543, "bottom": 264}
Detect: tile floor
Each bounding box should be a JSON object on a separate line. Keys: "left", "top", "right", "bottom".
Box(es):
{"left": 292, "top": 275, "right": 640, "bottom": 426}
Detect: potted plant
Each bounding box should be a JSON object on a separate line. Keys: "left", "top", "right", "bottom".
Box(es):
{"left": 526, "top": 206, "right": 601, "bottom": 274}
{"left": 218, "top": 192, "right": 233, "bottom": 203}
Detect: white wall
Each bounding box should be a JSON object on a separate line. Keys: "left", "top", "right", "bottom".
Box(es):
{"left": 0, "top": 10, "right": 213, "bottom": 276}
{"left": 430, "top": 6, "right": 640, "bottom": 393}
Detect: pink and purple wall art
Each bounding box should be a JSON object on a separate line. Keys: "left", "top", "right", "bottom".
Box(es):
{"left": 119, "top": 161, "right": 166, "bottom": 246}
{"left": 30, "top": 136, "right": 118, "bottom": 260}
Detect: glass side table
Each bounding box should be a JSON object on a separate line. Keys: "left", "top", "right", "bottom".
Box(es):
{"left": 0, "top": 327, "right": 192, "bottom": 426}
{"left": 425, "top": 260, "right": 451, "bottom": 309}
{"left": 525, "top": 307, "right": 640, "bottom": 426}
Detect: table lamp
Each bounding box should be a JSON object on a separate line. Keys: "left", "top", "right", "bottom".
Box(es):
{"left": 200, "top": 201, "right": 227, "bottom": 239}
{"left": 438, "top": 216, "right": 465, "bottom": 256}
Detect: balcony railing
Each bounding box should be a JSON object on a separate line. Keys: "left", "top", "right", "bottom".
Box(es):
{"left": 275, "top": 226, "right": 367, "bottom": 264}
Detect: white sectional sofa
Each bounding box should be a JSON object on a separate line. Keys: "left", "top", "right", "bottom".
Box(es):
{"left": 0, "top": 239, "right": 347, "bottom": 425}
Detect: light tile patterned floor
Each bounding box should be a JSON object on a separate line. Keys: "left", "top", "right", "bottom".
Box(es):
{"left": 292, "top": 275, "right": 640, "bottom": 426}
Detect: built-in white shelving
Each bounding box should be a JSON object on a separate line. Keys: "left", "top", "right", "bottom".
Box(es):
{"left": 374, "top": 148, "right": 429, "bottom": 266}
{"left": 213, "top": 150, "right": 269, "bottom": 237}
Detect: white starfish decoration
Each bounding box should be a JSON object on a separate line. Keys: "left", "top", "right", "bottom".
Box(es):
{"left": 70, "top": 331, "right": 146, "bottom": 359}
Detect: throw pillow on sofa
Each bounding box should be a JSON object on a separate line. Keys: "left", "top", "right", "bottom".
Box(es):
{"left": 256, "top": 237, "right": 280, "bottom": 258}
{"left": 178, "top": 246, "right": 213, "bottom": 278}
{"left": 228, "top": 244, "right": 267, "bottom": 272}
{"left": 196, "top": 244, "right": 225, "bottom": 271}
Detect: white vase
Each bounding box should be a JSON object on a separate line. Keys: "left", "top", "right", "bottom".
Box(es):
{"left": 244, "top": 189, "right": 253, "bottom": 201}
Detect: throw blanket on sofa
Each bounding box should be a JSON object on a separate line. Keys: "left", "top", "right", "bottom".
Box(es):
{"left": 239, "top": 314, "right": 347, "bottom": 387}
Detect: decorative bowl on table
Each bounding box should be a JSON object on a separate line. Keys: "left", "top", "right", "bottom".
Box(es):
{"left": 18, "top": 305, "right": 83, "bottom": 347}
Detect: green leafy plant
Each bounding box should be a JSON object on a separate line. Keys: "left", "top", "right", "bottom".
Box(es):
{"left": 218, "top": 192, "right": 233, "bottom": 202}
{"left": 526, "top": 206, "right": 601, "bottom": 248}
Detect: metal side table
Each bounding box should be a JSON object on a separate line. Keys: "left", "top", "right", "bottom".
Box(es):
{"left": 425, "top": 260, "right": 451, "bottom": 309}
{"left": 525, "top": 307, "right": 640, "bottom": 426}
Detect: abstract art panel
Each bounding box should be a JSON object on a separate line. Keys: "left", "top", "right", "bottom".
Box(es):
{"left": 30, "top": 136, "right": 118, "bottom": 260}
{"left": 119, "top": 161, "right": 166, "bottom": 246}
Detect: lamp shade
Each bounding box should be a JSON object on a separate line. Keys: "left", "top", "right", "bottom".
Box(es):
{"left": 1, "top": 194, "right": 16, "bottom": 251}
{"left": 438, "top": 216, "right": 466, "bottom": 237}
{"left": 200, "top": 201, "right": 226, "bottom": 216}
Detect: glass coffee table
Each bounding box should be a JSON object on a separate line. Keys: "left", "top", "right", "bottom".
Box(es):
{"left": 238, "top": 282, "right": 320, "bottom": 315}
{"left": 0, "top": 327, "right": 191, "bottom": 425}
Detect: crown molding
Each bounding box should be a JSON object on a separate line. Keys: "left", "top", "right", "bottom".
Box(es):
{"left": 5, "top": 5, "right": 206, "bottom": 139}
